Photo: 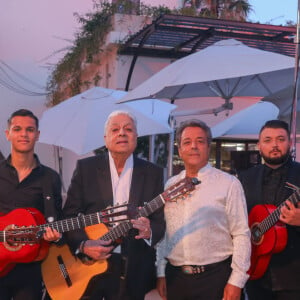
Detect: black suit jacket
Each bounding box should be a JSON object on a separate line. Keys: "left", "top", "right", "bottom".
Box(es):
{"left": 238, "top": 159, "right": 300, "bottom": 290}
{"left": 63, "top": 153, "right": 165, "bottom": 296}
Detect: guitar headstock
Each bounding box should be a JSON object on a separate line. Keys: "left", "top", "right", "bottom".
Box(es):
{"left": 162, "top": 177, "right": 200, "bottom": 202}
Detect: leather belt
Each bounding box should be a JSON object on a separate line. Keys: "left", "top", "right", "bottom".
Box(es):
{"left": 170, "top": 256, "right": 231, "bottom": 275}
{"left": 181, "top": 265, "right": 206, "bottom": 274}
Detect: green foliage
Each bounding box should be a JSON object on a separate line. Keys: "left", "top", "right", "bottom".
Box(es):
{"left": 47, "top": 0, "right": 252, "bottom": 106}
{"left": 46, "top": 1, "right": 175, "bottom": 105}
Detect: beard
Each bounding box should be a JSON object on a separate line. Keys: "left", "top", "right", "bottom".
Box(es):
{"left": 261, "top": 150, "right": 290, "bottom": 166}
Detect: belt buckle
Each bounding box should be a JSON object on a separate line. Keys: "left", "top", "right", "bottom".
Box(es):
{"left": 181, "top": 265, "right": 205, "bottom": 274}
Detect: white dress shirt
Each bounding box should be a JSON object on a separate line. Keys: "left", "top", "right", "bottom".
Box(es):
{"left": 109, "top": 151, "right": 133, "bottom": 209}
{"left": 156, "top": 163, "right": 251, "bottom": 288}
{"left": 109, "top": 152, "right": 133, "bottom": 252}
{"left": 109, "top": 152, "right": 151, "bottom": 249}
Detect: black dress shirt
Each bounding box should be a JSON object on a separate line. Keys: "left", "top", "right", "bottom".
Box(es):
{"left": 0, "top": 154, "right": 62, "bottom": 219}
{"left": 262, "top": 163, "right": 288, "bottom": 207}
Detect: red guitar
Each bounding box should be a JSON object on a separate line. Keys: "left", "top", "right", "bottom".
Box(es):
{"left": 248, "top": 185, "right": 300, "bottom": 280}
{"left": 0, "top": 205, "right": 128, "bottom": 277}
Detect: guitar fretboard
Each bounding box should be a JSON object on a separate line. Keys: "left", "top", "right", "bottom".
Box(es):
{"left": 40, "top": 212, "right": 104, "bottom": 234}
{"left": 100, "top": 194, "right": 165, "bottom": 242}
{"left": 259, "top": 188, "right": 300, "bottom": 235}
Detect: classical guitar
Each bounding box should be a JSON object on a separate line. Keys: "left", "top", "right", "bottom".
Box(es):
{"left": 0, "top": 204, "right": 128, "bottom": 277}
{"left": 42, "top": 177, "right": 200, "bottom": 300}
{"left": 248, "top": 185, "right": 300, "bottom": 280}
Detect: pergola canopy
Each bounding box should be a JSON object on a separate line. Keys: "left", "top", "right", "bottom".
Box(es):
{"left": 120, "top": 14, "right": 296, "bottom": 91}
{"left": 120, "top": 14, "right": 296, "bottom": 58}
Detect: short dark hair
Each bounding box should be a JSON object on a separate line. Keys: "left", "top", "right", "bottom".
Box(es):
{"left": 7, "top": 109, "right": 39, "bottom": 129}
{"left": 259, "top": 120, "right": 290, "bottom": 138}
{"left": 176, "top": 119, "right": 212, "bottom": 146}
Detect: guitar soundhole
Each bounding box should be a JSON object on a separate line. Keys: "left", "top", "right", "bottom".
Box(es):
{"left": 251, "top": 224, "right": 263, "bottom": 245}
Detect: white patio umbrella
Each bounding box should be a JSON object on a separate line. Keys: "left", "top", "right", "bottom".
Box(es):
{"left": 38, "top": 87, "right": 176, "bottom": 155}
{"left": 262, "top": 82, "right": 300, "bottom": 132}
{"left": 119, "top": 39, "right": 295, "bottom": 110}
{"left": 119, "top": 39, "right": 296, "bottom": 176}
{"left": 211, "top": 101, "right": 279, "bottom": 138}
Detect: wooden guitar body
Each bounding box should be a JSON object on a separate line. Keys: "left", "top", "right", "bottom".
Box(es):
{"left": 248, "top": 204, "right": 288, "bottom": 280}
{"left": 42, "top": 223, "right": 109, "bottom": 300}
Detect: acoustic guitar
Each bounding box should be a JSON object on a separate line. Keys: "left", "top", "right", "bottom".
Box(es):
{"left": 248, "top": 184, "right": 300, "bottom": 280}
{"left": 42, "top": 177, "right": 200, "bottom": 300}
{"left": 0, "top": 204, "right": 128, "bottom": 277}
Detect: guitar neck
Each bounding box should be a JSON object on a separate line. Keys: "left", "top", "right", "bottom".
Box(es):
{"left": 100, "top": 194, "right": 165, "bottom": 242}
{"left": 0, "top": 232, "right": 7, "bottom": 242}
{"left": 39, "top": 212, "right": 104, "bottom": 234}
{"left": 260, "top": 189, "right": 300, "bottom": 234}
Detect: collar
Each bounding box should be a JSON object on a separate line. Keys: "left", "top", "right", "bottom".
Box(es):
{"left": 179, "top": 163, "right": 211, "bottom": 179}
{"left": 108, "top": 151, "right": 133, "bottom": 177}
{"left": 5, "top": 153, "right": 42, "bottom": 169}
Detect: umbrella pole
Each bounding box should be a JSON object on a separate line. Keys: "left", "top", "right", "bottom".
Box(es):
{"left": 55, "top": 146, "right": 66, "bottom": 193}
{"left": 290, "top": 0, "right": 300, "bottom": 160}
{"left": 149, "top": 135, "right": 155, "bottom": 163}
{"left": 167, "top": 117, "right": 175, "bottom": 178}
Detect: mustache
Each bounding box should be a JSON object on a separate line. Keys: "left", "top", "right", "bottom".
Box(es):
{"left": 270, "top": 148, "right": 281, "bottom": 153}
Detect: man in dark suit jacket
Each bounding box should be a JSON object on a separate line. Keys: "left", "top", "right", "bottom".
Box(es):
{"left": 63, "top": 110, "right": 165, "bottom": 300}
{"left": 238, "top": 120, "right": 300, "bottom": 300}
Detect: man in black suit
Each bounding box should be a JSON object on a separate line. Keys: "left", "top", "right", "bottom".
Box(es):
{"left": 63, "top": 110, "right": 165, "bottom": 300}
{"left": 239, "top": 120, "right": 300, "bottom": 300}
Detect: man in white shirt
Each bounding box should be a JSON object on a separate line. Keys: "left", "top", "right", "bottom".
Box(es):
{"left": 156, "top": 119, "right": 251, "bottom": 300}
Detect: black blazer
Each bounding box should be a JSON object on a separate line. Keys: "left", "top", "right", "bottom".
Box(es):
{"left": 63, "top": 153, "right": 165, "bottom": 296}
{"left": 238, "top": 160, "right": 300, "bottom": 289}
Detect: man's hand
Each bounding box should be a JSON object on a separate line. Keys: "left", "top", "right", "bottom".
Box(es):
{"left": 131, "top": 216, "right": 151, "bottom": 239}
{"left": 280, "top": 200, "right": 300, "bottom": 226}
{"left": 43, "top": 227, "right": 61, "bottom": 242}
{"left": 83, "top": 239, "right": 114, "bottom": 261}
{"left": 223, "top": 283, "right": 241, "bottom": 300}
{"left": 157, "top": 277, "right": 167, "bottom": 300}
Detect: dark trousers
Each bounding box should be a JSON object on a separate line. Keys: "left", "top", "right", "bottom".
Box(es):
{"left": 82, "top": 254, "right": 143, "bottom": 300}
{"left": 165, "top": 257, "right": 232, "bottom": 300}
{"left": 0, "top": 262, "right": 42, "bottom": 300}
{"left": 246, "top": 280, "right": 300, "bottom": 300}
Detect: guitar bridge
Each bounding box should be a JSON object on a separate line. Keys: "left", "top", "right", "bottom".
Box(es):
{"left": 57, "top": 255, "right": 72, "bottom": 287}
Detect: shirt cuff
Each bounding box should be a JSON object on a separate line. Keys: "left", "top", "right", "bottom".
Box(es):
{"left": 228, "top": 270, "right": 249, "bottom": 288}
{"left": 143, "top": 230, "right": 152, "bottom": 246}
{"left": 156, "top": 259, "right": 167, "bottom": 277}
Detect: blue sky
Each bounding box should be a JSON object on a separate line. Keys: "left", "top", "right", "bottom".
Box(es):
{"left": 249, "top": 0, "right": 297, "bottom": 25}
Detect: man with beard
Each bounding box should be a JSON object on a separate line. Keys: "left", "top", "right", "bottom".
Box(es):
{"left": 238, "top": 120, "right": 300, "bottom": 300}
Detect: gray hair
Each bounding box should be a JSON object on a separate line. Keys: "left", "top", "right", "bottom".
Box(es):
{"left": 104, "top": 110, "right": 137, "bottom": 135}
{"left": 176, "top": 119, "right": 212, "bottom": 146}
